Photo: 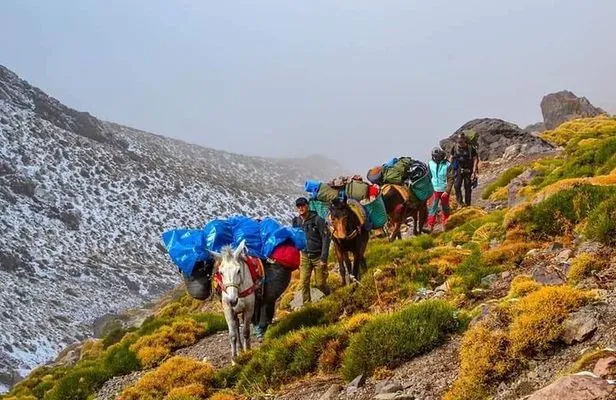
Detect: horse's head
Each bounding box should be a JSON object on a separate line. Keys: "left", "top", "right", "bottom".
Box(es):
{"left": 210, "top": 241, "right": 247, "bottom": 307}
{"left": 328, "top": 197, "right": 359, "bottom": 240}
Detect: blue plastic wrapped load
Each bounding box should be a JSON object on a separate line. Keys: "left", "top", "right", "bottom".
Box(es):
{"left": 228, "top": 215, "right": 263, "bottom": 257}
{"left": 161, "top": 229, "right": 206, "bottom": 277}
{"left": 304, "top": 180, "right": 321, "bottom": 199}
{"left": 259, "top": 217, "right": 307, "bottom": 257}
{"left": 384, "top": 157, "right": 398, "bottom": 168}
{"left": 203, "top": 219, "right": 233, "bottom": 253}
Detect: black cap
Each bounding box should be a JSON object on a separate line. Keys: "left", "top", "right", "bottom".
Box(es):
{"left": 295, "top": 197, "right": 309, "bottom": 206}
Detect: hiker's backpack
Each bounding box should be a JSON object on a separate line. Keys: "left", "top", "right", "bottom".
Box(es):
{"left": 382, "top": 157, "right": 413, "bottom": 185}
{"left": 366, "top": 166, "right": 384, "bottom": 185}
{"left": 462, "top": 129, "right": 478, "bottom": 148}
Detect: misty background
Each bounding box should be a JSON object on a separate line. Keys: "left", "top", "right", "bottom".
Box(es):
{"left": 2, "top": 0, "right": 615, "bottom": 172}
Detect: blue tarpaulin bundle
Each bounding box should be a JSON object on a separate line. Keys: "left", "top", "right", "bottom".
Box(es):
{"left": 203, "top": 219, "right": 233, "bottom": 254}
{"left": 259, "top": 217, "right": 306, "bottom": 257}
{"left": 161, "top": 229, "right": 207, "bottom": 277}
{"left": 229, "top": 216, "right": 263, "bottom": 257}
{"left": 162, "top": 215, "right": 307, "bottom": 275}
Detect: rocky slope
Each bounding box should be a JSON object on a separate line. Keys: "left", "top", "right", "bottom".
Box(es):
{"left": 0, "top": 64, "right": 343, "bottom": 390}
{"left": 439, "top": 118, "right": 554, "bottom": 161}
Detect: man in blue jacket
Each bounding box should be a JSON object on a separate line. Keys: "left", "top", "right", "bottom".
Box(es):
{"left": 292, "top": 197, "right": 331, "bottom": 304}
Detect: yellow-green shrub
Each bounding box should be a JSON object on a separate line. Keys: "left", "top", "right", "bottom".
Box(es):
{"left": 165, "top": 383, "right": 206, "bottom": 400}
{"left": 482, "top": 242, "right": 534, "bottom": 266}
{"left": 445, "top": 207, "right": 487, "bottom": 230}
{"left": 130, "top": 319, "right": 205, "bottom": 368}
{"left": 508, "top": 275, "right": 540, "bottom": 298}
{"left": 568, "top": 252, "right": 604, "bottom": 283}
{"left": 120, "top": 356, "right": 214, "bottom": 400}
{"left": 509, "top": 286, "right": 594, "bottom": 355}
{"left": 472, "top": 222, "right": 502, "bottom": 243}
{"left": 444, "top": 323, "right": 514, "bottom": 400}
{"left": 80, "top": 339, "right": 104, "bottom": 360}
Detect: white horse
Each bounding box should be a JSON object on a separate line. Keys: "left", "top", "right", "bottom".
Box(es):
{"left": 210, "top": 241, "right": 257, "bottom": 362}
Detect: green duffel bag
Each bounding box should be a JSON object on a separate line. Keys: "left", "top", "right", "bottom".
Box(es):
{"left": 363, "top": 195, "right": 387, "bottom": 228}
{"left": 309, "top": 199, "right": 329, "bottom": 219}
{"left": 409, "top": 173, "right": 435, "bottom": 202}
{"left": 345, "top": 180, "right": 369, "bottom": 201}
{"left": 382, "top": 157, "right": 413, "bottom": 184}
{"left": 316, "top": 184, "right": 340, "bottom": 202}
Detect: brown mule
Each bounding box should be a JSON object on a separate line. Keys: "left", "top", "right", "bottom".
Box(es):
{"left": 381, "top": 184, "right": 428, "bottom": 241}
{"left": 327, "top": 197, "right": 370, "bottom": 284}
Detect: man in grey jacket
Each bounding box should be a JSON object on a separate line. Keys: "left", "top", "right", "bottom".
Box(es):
{"left": 292, "top": 197, "right": 331, "bottom": 303}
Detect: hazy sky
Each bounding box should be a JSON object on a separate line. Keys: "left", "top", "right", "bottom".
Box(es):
{"left": 2, "top": 0, "right": 615, "bottom": 171}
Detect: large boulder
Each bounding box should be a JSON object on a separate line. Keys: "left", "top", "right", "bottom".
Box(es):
{"left": 440, "top": 118, "right": 553, "bottom": 161}
{"left": 527, "top": 373, "right": 614, "bottom": 400}
{"left": 541, "top": 90, "right": 605, "bottom": 130}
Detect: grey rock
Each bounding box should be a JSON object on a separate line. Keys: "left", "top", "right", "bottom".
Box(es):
{"left": 374, "top": 393, "right": 415, "bottom": 400}
{"left": 561, "top": 311, "right": 599, "bottom": 345}
{"left": 508, "top": 169, "right": 538, "bottom": 207}
{"left": 435, "top": 282, "right": 449, "bottom": 292}
{"left": 481, "top": 273, "right": 499, "bottom": 287}
{"left": 541, "top": 90, "right": 604, "bottom": 130}
{"left": 290, "top": 288, "right": 326, "bottom": 310}
{"left": 524, "top": 121, "right": 546, "bottom": 134}
{"left": 528, "top": 373, "right": 614, "bottom": 399}
{"left": 532, "top": 264, "right": 566, "bottom": 286}
{"left": 548, "top": 242, "right": 564, "bottom": 251}
{"left": 593, "top": 356, "right": 616, "bottom": 379}
{"left": 556, "top": 249, "right": 573, "bottom": 263}
{"left": 375, "top": 380, "right": 404, "bottom": 395}
{"left": 348, "top": 374, "right": 366, "bottom": 390}
{"left": 318, "top": 383, "right": 342, "bottom": 400}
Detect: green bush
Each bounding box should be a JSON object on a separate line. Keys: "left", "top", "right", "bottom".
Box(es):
{"left": 449, "top": 245, "right": 500, "bottom": 294}
{"left": 265, "top": 301, "right": 338, "bottom": 340}
{"left": 526, "top": 184, "right": 616, "bottom": 236}
{"left": 482, "top": 166, "right": 525, "bottom": 199}
{"left": 237, "top": 325, "right": 344, "bottom": 391}
{"left": 43, "top": 365, "right": 110, "bottom": 400}
{"left": 584, "top": 195, "right": 616, "bottom": 244}
{"left": 102, "top": 327, "right": 128, "bottom": 349}
{"left": 189, "top": 313, "right": 228, "bottom": 334}
{"left": 341, "top": 300, "right": 459, "bottom": 380}
{"left": 103, "top": 341, "right": 141, "bottom": 376}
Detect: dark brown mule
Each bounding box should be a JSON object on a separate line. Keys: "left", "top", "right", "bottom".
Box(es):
{"left": 327, "top": 198, "right": 370, "bottom": 284}
{"left": 381, "top": 185, "right": 428, "bottom": 241}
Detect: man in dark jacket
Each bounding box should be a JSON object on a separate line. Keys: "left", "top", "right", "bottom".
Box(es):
{"left": 292, "top": 197, "right": 331, "bottom": 304}
{"left": 450, "top": 133, "right": 479, "bottom": 206}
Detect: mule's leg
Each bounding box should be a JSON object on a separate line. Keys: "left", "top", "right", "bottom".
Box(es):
{"left": 344, "top": 253, "right": 353, "bottom": 284}
{"left": 419, "top": 203, "right": 429, "bottom": 233}
{"left": 333, "top": 242, "right": 347, "bottom": 285}
{"left": 241, "top": 303, "right": 253, "bottom": 351}
{"left": 388, "top": 221, "right": 401, "bottom": 242}
{"left": 351, "top": 251, "right": 360, "bottom": 281}
{"left": 224, "top": 307, "right": 238, "bottom": 362}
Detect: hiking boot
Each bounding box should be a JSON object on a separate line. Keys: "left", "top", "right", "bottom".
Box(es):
{"left": 254, "top": 325, "right": 264, "bottom": 341}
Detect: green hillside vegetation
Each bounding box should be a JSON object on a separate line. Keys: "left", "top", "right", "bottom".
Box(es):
{"left": 3, "top": 116, "right": 615, "bottom": 400}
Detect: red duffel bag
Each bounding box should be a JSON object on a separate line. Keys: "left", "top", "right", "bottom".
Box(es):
{"left": 269, "top": 243, "right": 300, "bottom": 270}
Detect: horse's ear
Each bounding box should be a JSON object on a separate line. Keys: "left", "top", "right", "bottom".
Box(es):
{"left": 233, "top": 240, "right": 246, "bottom": 259}
{"left": 207, "top": 249, "right": 222, "bottom": 260}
